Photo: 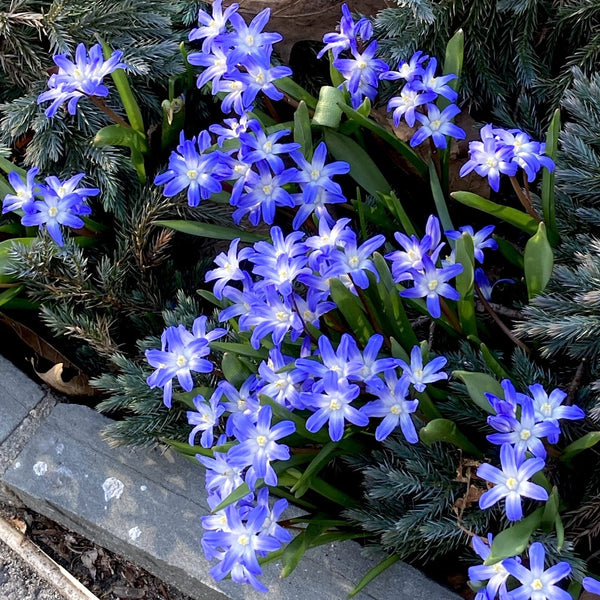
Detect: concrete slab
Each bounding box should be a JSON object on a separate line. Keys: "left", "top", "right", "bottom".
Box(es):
{"left": 0, "top": 355, "right": 45, "bottom": 445}
{"left": 2, "top": 404, "right": 459, "bottom": 600}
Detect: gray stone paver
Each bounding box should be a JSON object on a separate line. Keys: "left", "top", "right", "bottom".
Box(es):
{"left": 0, "top": 355, "right": 45, "bottom": 445}
{"left": 2, "top": 403, "right": 460, "bottom": 600}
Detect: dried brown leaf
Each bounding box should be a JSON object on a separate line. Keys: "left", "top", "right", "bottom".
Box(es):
{"left": 33, "top": 362, "right": 96, "bottom": 397}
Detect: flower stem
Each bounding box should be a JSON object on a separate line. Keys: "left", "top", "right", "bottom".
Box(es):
{"left": 86, "top": 94, "right": 131, "bottom": 129}
{"left": 509, "top": 175, "right": 540, "bottom": 221}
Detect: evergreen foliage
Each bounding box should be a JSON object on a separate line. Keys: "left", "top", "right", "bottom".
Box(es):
{"left": 517, "top": 69, "right": 600, "bottom": 410}
{"left": 373, "top": 0, "right": 600, "bottom": 134}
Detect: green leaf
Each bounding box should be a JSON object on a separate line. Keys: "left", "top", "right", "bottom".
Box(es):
{"left": 560, "top": 431, "right": 600, "bottom": 462}
{"left": 308, "top": 475, "right": 359, "bottom": 507}
{"left": 376, "top": 191, "right": 417, "bottom": 237}
{"left": 479, "top": 343, "right": 510, "bottom": 379}
{"left": 451, "top": 192, "right": 539, "bottom": 235}
{"left": 281, "top": 519, "right": 329, "bottom": 578}
{"left": 209, "top": 342, "right": 268, "bottom": 360}
{"left": 541, "top": 487, "right": 560, "bottom": 532}
{"left": 274, "top": 77, "right": 318, "bottom": 110}
{"left": 429, "top": 160, "right": 455, "bottom": 239}
{"left": 100, "top": 39, "right": 145, "bottom": 134}
{"left": 336, "top": 103, "right": 427, "bottom": 177}
{"left": 211, "top": 481, "right": 253, "bottom": 513}
{"left": 485, "top": 507, "right": 544, "bottom": 565}
{"left": 291, "top": 441, "right": 342, "bottom": 498}
{"left": 313, "top": 86, "right": 345, "bottom": 129}
{"left": 329, "top": 50, "right": 345, "bottom": 87}
{"left": 173, "top": 387, "right": 214, "bottom": 410}
{"left": 438, "top": 29, "right": 464, "bottom": 112}
{"left": 329, "top": 277, "right": 375, "bottom": 346}
{"left": 0, "top": 285, "right": 24, "bottom": 307}
{"left": 162, "top": 438, "right": 213, "bottom": 458}
{"left": 0, "top": 173, "right": 14, "bottom": 200}
{"left": 323, "top": 129, "right": 392, "bottom": 197}
{"left": 419, "top": 418, "right": 483, "bottom": 456}
{"left": 348, "top": 554, "right": 400, "bottom": 598}
{"left": 293, "top": 101, "right": 313, "bottom": 160}
{"left": 93, "top": 123, "right": 148, "bottom": 182}
{"left": 453, "top": 371, "right": 502, "bottom": 414}
{"left": 542, "top": 109, "right": 560, "bottom": 246}
{"left": 154, "top": 220, "right": 266, "bottom": 243}
{"left": 372, "top": 253, "right": 418, "bottom": 350}
{"left": 454, "top": 232, "right": 477, "bottom": 337}
{"left": 0, "top": 156, "right": 26, "bottom": 178}
{"left": 494, "top": 235, "right": 524, "bottom": 269}
{"left": 221, "top": 352, "right": 252, "bottom": 387}
{"left": 524, "top": 222, "right": 553, "bottom": 300}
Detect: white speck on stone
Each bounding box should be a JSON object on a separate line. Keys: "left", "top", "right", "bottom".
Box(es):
{"left": 13, "top": 462, "right": 21, "bottom": 470}
{"left": 102, "top": 477, "right": 124, "bottom": 502}
{"left": 140, "top": 485, "right": 147, "bottom": 492}
{"left": 128, "top": 526, "right": 142, "bottom": 541}
{"left": 84, "top": 473, "right": 89, "bottom": 478}
{"left": 57, "top": 465, "right": 73, "bottom": 478}
{"left": 55, "top": 443, "right": 64, "bottom": 455}
{"left": 33, "top": 461, "right": 48, "bottom": 476}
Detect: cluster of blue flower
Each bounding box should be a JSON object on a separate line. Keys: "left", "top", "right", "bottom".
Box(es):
{"left": 382, "top": 50, "right": 466, "bottom": 149}
{"left": 2, "top": 167, "right": 98, "bottom": 245}
{"left": 460, "top": 124, "right": 555, "bottom": 191}
{"left": 37, "top": 43, "right": 127, "bottom": 117}
{"left": 186, "top": 0, "right": 291, "bottom": 115}
{"left": 467, "top": 379, "right": 588, "bottom": 598}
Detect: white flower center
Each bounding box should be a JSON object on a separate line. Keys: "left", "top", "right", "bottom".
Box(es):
{"left": 310, "top": 169, "right": 320, "bottom": 181}
{"left": 48, "top": 206, "right": 59, "bottom": 218}
{"left": 486, "top": 157, "right": 498, "bottom": 168}
{"left": 263, "top": 141, "right": 272, "bottom": 153}
{"left": 390, "top": 405, "right": 401, "bottom": 415}
{"left": 520, "top": 429, "right": 532, "bottom": 441}
{"left": 262, "top": 184, "right": 273, "bottom": 195}
{"left": 428, "top": 279, "right": 439, "bottom": 291}
{"left": 329, "top": 398, "right": 341, "bottom": 411}
{"left": 256, "top": 435, "right": 268, "bottom": 447}
{"left": 505, "top": 477, "right": 518, "bottom": 490}
{"left": 176, "top": 355, "right": 187, "bottom": 368}
{"left": 531, "top": 579, "right": 543, "bottom": 591}
{"left": 187, "top": 169, "right": 198, "bottom": 180}
{"left": 430, "top": 119, "right": 441, "bottom": 130}
{"left": 540, "top": 402, "right": 552, "bottom": 416}
{"left": 237, "top": 534, "right": 250, "bottom": 546}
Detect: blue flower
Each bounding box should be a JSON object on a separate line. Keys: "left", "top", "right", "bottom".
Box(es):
{"left": 317, "top": 3, "right": 373, "bottom": 59}
{"left": 387, "top": 85, "right": 437, "bottom": 128}
{"left": 21, "top": 188, "right": 91, "bottom": 246}
{"left": 380, "top": 51, "right": 428, "bottom": 84}
{"left": 363, "top": 370, "right": 419, "bottom": 442}
{"left": 400, "top": 255, "right": 463, "bottom": 319}
{"left": 487, "top": 396, "right": 561, "bottom": 459}
{"left": 239, "top": 121, "right": 300, "bottom": 172}
{"left": 217, "top": 377, "right": 261, "bottom": 436}
{"left": 333, "top": 40, "right": 389, "bottom": 108}
{"left": 197, "top": 450, "right": 245, "bottom": 502}
{"left": 232, "top": 162, "right": 298, "bottom": 226}
{"left": 218, "top": 8, "right": 282, "bottom": 66}
{"left": 474, "top": 268, "right": 513, "bottom": 302}
{"left": 468, "top": 534, "right": 518, "bottom": 600}
{"left": 188, "top": 0, "right": 239, "bottom": 53}
{"left": 37, "top": 43, "right": 127, "bottom": 117}
{"left": 291, "top": 141, "right": 349, "bottom": 207}
{"left": 412, "top": 57, "right": 458, "bottom": 102}
{"left": 446, "top": 225, "right": 498, "bottom": 264}
{"left": 2, "top": 167, "right": 39, "bottom": 213}
{"left": 459, "top": 124, "right": 518, "bottom": 192}
{"left": 238, "top": 58, "right": 292, "bottom": 107}
{"left": 209, "top": 113, "right": 253, "bottom": 147}
{"left": 154, "top": 131, "right": 230, "bottom": 206}
{"left": 349, "top": 333, "right": 401, "bottom": 383}
{"left": 477, "top": 443, "right": 548, "bottom": 521}
{"left": 583, "top": 578, "right": 600, "bottom": 595}
{"left": 205, "top": 238, "right": 253, "bottom": 299}
{"left": 187, "top": 390, "right": 226, "bottom": 448}
{"left": 228, "top": 404, "right": 295, "bottom": 488}
{"left": 188, "top": 45, "right": 233, "bottom": 89}
{"left": 528, "top": 383, "right": 585, "bottom": 443}
{"left": 257, "top": 348, "right": 305, "bottom": 409}
{"left": 305, "top": 217, "right": 355, "bottom": 269}
{"left": 255, "top": 488, "right": 292, "bottom": 544}
{"left": 397, "top": 345, "right": 448, "bottom": 392}
{"left": 324, "top": 232, "right": 386, "bottom": 289}
{"left": 213, "top": 75, "right": 249, "bottom": 115}
{"left": 301, "top": 371, "right": 367, "bottom": 441}
{"left": 503, "top": 542, "right": 571, "bottom": 600}
{"left": 410, "top": 104, "right": 465, "bottom": 149}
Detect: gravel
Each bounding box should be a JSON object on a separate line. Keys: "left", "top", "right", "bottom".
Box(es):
{"left": 0, "top": 539, "right": 64, "bottom": 600}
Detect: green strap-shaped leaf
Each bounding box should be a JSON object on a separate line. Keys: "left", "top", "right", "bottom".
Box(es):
{"left": 323, "top": 129, "right": 392, "bottom": 197}
{"left": 221, "top": 352, "right": 253, "bottom": 387}
{"left": 281, "top": 519, "right": 329, "bottom": 578}
{"left": 329, "top": 277, "right": 375, "bottom": 346}
{"left": 0, "top": 285, "right": 24, "bottom": 307}
{"left": 453, "top": 371, "right": 502, "bottom": 414}
{"left": 485, "top": 507, "right": 544, "bottom": 565}
{"left": 524, "top": 222, "right": 553, "bottom": 300}
{"left": 173, "top": 387, "right": 215, "bottom": 410}
{"left": 560, "top": 431, "right": 600, "bottom": 462}
{"left": 93, "top": 123, "right": 148, "bottom": 182}
{"left": 454, "top": 232, "right": 477, "bottom": 337}
{"left": 494, "top": 235, "right": 524, "bottom": 269}
{"left": 329, "top": 50, "right": 345, "bottom": 87}
{"left": 479, "top": 343, "right": 510, "bottom": 379}
{"left": 100, "top": 39, "right": 145, "bottom": 134}
{"left": 376, "top": 191, "right": 418, "bottom": 237}
{"left": 293, "top": 101, "right": 313, "bottom": 160}
{"left": 0, "top": 173, "right": 14, "bottom": 200}
{"left": 0, "top": 155, "right": 26, "bottom": 178}
{"left": 291, "top": 441, "right": 341, "bottom": 498}
{"left": 154, "top": 220, "right": 266, "bottom": 243}
{"left": 313, "top": 86, "right": 345, "bottom": 129}
{"left": 348, "top": 554, "right": 401, "bottom": 598}
{"left": 210, "top": 342, "right": 268, "bottom": 360}
{"left": 337, "top": 103, "right": 428, "bottom": 177}
{"left": 162, "top": 438, "right": 213, "bottom": 458}
{"left": 429, "top": 160, "right": 455, "bottom": 239}
{"left": 451, "top": 191, "right": 539, "bottom": 235}
{"left": 542, "top": 109, "right": 560, "bottom": 246}
{"left": 438, "top": 29, "right": 464, "bottom": 111}
{"left": 419, "top": 418, "right": 483, "bottom": 457}
{"left": 274, "top": 77, "right": 318, "bottom": 110}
